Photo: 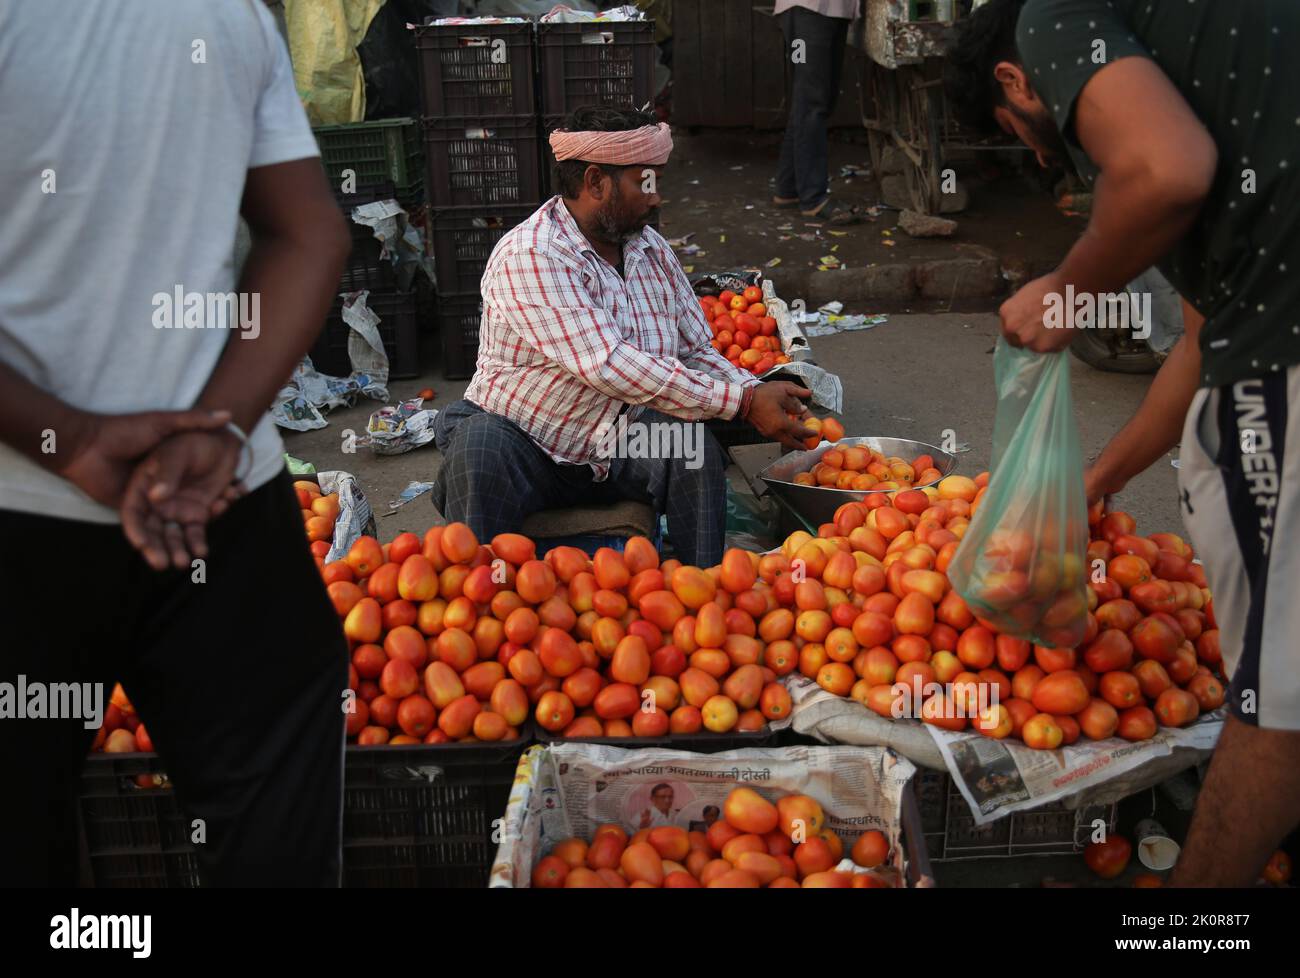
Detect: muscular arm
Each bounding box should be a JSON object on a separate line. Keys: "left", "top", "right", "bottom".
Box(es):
{"left": 1003, "top": 58, "right": 1218, "bottom": 351}
{"left": 194, "top": 158, "right": 351, "bottom": 432}
{"left": 1086, "top": 301, "right": 1205, "bottom": 502}
{"left": 1058, "top": 57, "right": 1217, "bottom": 294}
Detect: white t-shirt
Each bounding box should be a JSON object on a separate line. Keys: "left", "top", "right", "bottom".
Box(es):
{"left": 0, "top": 0, "right": 320, "bottom": 523}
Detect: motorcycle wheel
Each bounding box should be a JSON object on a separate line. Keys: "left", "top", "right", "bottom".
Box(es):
{"left": 1070, "top": 328, "right": 1163, "bottom": 374}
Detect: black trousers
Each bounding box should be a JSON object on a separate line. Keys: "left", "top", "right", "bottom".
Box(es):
{"left": 431, "top": 400, "right": 730, "bottom": 567}
{"left": 0, "top": 472, "right": 348, "bottom": 887}
{"left": 775, "top": 8, "right": 849, "bottom": 210}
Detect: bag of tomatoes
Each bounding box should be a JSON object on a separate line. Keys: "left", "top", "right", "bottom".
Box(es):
{"left": 947, "top": 339, "right": 1089, "bottom": 649}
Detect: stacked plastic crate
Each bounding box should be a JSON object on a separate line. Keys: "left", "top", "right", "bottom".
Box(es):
{"left": 311, "top": 119, "right": 425, "bottom": 378}
{"left": 419, "top": 17, "right": 661, "bottom": 379}
{"left": 537, "top": 19, "right": 658, "bottom": 199}
{"left": 418, "top": 22, "right": 542, "bottom": 380}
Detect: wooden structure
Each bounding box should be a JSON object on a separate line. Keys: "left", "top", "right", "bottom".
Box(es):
{"left": 861, "top": 0, "right": 957, "bottom": 213}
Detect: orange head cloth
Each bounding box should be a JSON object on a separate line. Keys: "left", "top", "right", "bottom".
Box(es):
{"left": 548, "top": 123, "right": 673, "bottom": 166}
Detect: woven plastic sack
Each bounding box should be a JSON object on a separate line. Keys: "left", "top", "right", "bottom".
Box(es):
{"left": 947, "top": 340, "right": 1089, "bottom": 648}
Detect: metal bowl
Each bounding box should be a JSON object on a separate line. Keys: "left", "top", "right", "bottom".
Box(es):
{"left": 758, "top": 436, "right": 957, "bottom": 528}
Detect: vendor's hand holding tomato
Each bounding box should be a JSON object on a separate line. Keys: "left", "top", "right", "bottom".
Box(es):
{"left": 999, "top": 271, "right": 1076, "bottom": 353}
{"left": 746, "top": 381, "right": 813, "bottom": 451}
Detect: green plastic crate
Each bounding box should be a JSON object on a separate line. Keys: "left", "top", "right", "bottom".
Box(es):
{"left": 313, "top": 118, "right": 424, "bottom": 197}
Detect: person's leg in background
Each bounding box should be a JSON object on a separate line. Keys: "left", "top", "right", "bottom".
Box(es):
{"left": 1170, "top": 372, "right": 1300, "bottom": 886}
{"left": 774, "top": 9, "right": 802, "bottom": 206}
{"left": 605, "top": 410, "right": 729, "bottom": 567}
{"left": 775, "top": 8, "right": 849, "bottom": 212}
{"left": 432, "top": 400, "right": 594, "bottom": 540}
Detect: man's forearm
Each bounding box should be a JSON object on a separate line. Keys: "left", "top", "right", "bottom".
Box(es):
{"left": 1056, "top": 169, "right": 1205, "bottom": 297}
{"left": 1091, "top": 331, "right": 1202, "bottom": 494}
{"left": 196, "top": 228, "right": 349, "bottom": 432}
{"left": 0, "top": 361, "right": 90, "bottom": 471}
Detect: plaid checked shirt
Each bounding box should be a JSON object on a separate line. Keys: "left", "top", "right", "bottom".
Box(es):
{"left": 464, "top": 197, "right": 760, "bottom": 479}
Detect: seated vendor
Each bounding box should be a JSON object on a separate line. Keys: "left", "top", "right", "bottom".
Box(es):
{"left": 431, "top": 105, "right": 812, "bottom": 567}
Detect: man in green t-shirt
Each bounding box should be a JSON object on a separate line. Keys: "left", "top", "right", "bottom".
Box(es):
{"left": 947, "top": 0, "right": 1299, "bottom": 887}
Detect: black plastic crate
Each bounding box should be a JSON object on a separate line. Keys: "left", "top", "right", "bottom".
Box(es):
{"left": 331, "top": 178, "right": 423, "bottom": 215}
{"left": 314, "top": 119, "right": 423, "bottom": 197}
{"left": 537, "top": 21, "right": 656, "bottom": 117}
{"left": 311, "top": 289, "right": 421, "bottom": 380}
{"left": 338, "top": 252, "right": 397, "bottom": 294}
{"left": 415, "top": 21, "right": 536, "bottom": 118}
{"left": 78, "top": 737, "right": 530, "bottom": 888}
{"left": 79, "top": 754, "right": 201, "bottom": 888}
{"left": 332, "top": 181, "right": 401, "bottom": 293}
{"left": 341, "top": 737, "right": 529, "bottom": 888}
{"left": 914, "top": 768, "right": 1118, "bottom": 861}
{"left": 429, "top": 203, "right": 535, "bottom": 296}
{"left": 424, "top": 115, "right": 542, "bottom": 208}
{"left": 436, "top": 292, "right": 483, "bottom": 381}
{"left": 540, "top": 114, "right": 564, "bottom": 199}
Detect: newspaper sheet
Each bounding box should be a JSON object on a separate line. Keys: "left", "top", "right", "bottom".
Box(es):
{"left": 755, "top": 361, "right": 843, "bottom": 414}
{"left": 763, "top": 278, "right": 812, "bottom": 362}
{"left": 364, "top": 397, "right": 439, "bottom": 455}
{"left": 317, "top": 469, "right": 376, "bottom": 563}
{"left": 349, "top": 201, "right": 434, "bottom": 291}
{"left": 492, "top": 742, "right": 921, "bottom": 887}
{"left": 927, "top": 710, "right": 1223, "bottom": 825}
{"left": 784, "top": 674, "right": 1222, "bottom": 821}
{"left": 271, "top": 291, "right": 390, "bottom": 431}
{"left": 271, "top": 357, "right": 388, "bottom": 432}
{"left": 783, "top": 674, "right": 947, "bottom": 769}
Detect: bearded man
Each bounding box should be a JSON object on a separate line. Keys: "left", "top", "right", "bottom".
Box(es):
{"left": 431, "top": 106, "right": 812, "bottom": 567}
{"left": 947, "top": 0, "right": 1300, "bottom": 888}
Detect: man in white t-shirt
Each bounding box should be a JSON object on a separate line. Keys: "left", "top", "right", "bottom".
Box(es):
{"left": 0, "top": 0, "right": 351, "bottom": 886}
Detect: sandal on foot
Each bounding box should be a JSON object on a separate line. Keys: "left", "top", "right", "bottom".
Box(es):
{"left": 801, "top": 198, "right": 864, "bottom": 225}
{"left": 771, "top": 195, "right": 800, "bottom": 208}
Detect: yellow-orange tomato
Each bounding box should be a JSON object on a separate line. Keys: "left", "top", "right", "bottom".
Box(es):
{"left": 671, "top": 566, "right": 717, "bottom": 609}
{"left": 795, "top": 609, "right": 833, "bottom": 643}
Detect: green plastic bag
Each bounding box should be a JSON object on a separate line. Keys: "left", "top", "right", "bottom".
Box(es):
{"left": 947, "top": 340, "right": 1089, "bottom": 648}
{"left": 725, "top": 485, "right": 778, "bottom": 553}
